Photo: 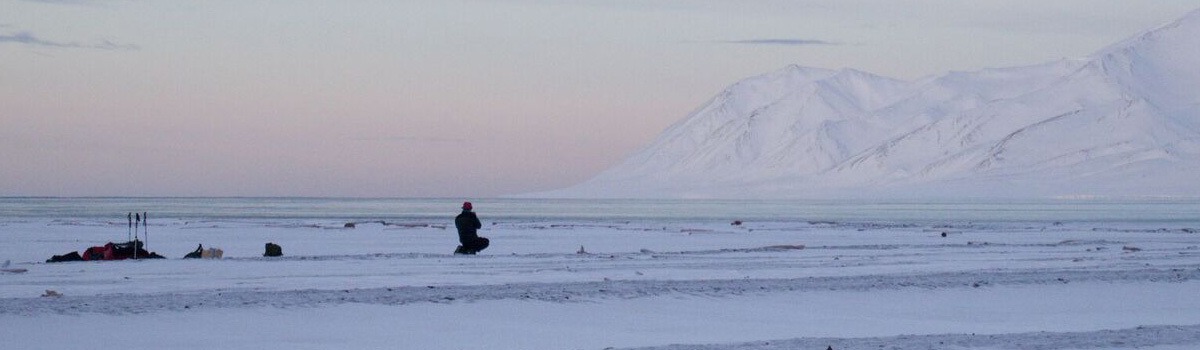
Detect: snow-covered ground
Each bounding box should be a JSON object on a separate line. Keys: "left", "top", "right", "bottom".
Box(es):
{"left": 2, "top": 216, "right": 1199, "bottom": 349}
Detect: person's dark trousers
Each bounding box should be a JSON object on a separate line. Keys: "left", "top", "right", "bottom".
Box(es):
{"left": 457, "top": 237, "right": 490, "bottom": 254}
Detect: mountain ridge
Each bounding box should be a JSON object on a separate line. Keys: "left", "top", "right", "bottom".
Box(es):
{"left": 539, "top": 9, "right": 1200, "bottom": 199}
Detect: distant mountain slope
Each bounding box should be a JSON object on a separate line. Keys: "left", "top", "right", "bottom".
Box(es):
{"left": 541, "top": 9, "right": 1200, "bottom": 199}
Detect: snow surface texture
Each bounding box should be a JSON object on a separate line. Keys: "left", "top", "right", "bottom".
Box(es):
{"left": 544, "top": 8, "right": 1200, "bottom": 199}
{"left": 3, "top": 217, "right": 1200, "bottom": 349}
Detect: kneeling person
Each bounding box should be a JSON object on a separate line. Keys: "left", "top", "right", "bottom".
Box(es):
{"left": 454, "top": 201, "right": 489, "bottom": 254}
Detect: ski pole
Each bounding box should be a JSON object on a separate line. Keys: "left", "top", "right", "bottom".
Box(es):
{"left": 133, "top": 213, "right": 140, "bottom": 259}
{"left": 143, "top": 212, "right": 149, "bottom": 253}
{"left": 127, "top": 212, "right": 132, "bottom": 242}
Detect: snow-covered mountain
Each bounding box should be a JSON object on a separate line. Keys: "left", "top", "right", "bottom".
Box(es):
{"left": 544, "top": 9, "right": 1200, "bottom": 199}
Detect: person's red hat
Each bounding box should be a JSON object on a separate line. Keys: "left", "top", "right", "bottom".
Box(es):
{"left": 462, "top": 201, "right": 472, "bottom": 210}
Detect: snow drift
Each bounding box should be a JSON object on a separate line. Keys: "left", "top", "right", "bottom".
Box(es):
{"left": 544, "top": 9, "right": 1200, "bottom": 199}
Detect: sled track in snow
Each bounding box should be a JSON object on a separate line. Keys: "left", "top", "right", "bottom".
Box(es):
{"left": 617, "top": 324, "right": 1200, "bottom": 350}
{"left": 4, "top": 265, "right": 1199, "bottom": 315}
{"left": 179, "top": 238, "right": 1140, "bottom": 262}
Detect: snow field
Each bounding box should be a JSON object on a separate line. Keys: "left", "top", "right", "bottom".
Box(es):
{"left": 2, "top": 218, "right": 1199, "bottom": 349}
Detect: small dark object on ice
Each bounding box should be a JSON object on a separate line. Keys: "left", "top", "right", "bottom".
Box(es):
{"left": 264, "top": 242, "right": 283, "bottom": 257}
{"left": 47, "top": 251, "right": 83, "bottom": 263}
{"left": 827, "top": 346, "right": 833, "bottom": 350}
{"left": 941, "top": 232, "right": 947, "bottom": 237}
{"left": 184, "top": 244, "right": 203, "bottom": 259}
{"left": 344, "top": 222, "right": 356, "bottom": 228}
{"left": 731, "top": 220, "right": 742, "bottom": 226}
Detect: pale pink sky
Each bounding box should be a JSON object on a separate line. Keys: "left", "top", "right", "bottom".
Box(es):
{"left": 3, "top": 1, "right": 1198, "bottom": 197}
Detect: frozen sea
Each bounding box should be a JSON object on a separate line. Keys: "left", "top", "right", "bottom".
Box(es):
{"left": 2, "top": 197, "right": 1199, "bottom": 350}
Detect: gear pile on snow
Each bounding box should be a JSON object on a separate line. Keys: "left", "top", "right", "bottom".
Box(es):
{"left": 47, "top": 240, "right": 165, "bottom": 262}
{"left": 46, "top": 212, "right": 166, "bottom": 262}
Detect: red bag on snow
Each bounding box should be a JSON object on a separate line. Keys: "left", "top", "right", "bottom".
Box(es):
{"left": 82, "top": 243, "right": 115, "bottom": 261}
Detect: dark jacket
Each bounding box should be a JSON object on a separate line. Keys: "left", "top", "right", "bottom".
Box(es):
{"left": 455, "top": 210, "right": 482, "bottom": 244}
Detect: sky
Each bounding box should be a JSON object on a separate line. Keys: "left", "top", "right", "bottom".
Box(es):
{"left": 3, "top": 0, "right": 1200, "bottom": 197}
